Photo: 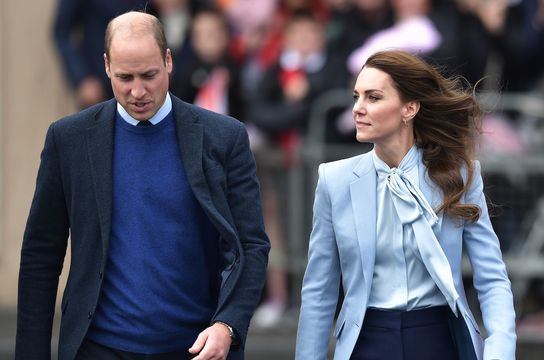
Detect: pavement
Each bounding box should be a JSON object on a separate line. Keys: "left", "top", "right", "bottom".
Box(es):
{"left": 2, "top": 308, "right": 544, "bottom": 359}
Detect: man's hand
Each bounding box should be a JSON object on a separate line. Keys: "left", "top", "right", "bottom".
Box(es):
{"left": 188, "top": 322, "right": 232, "bottom": 360}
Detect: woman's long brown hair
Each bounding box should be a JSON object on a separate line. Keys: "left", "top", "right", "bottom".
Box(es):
{"left": 364, "top": 50, "right": 481, "bottom": 222}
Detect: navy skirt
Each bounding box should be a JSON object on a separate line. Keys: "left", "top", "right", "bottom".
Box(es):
{"left": 350, "top": 306, "right": 459, "bottom": 360}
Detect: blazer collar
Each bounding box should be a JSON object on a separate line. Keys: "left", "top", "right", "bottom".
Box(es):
{"left": 350, "top": 152, "right": 377, "bottom": 290}
{"left": 171, "top": 97, "right": 232, "bottom": 238}
{"left": 86, "top": 99, "right": 116, "bottom": 259}
{"left": 171, "top": 96, "right": 207, "bottom": 197}
{"left": 352, "top": 151, "right": 375, "bottom": 178}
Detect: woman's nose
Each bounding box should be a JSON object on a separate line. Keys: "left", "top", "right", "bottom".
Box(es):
{"left": 353, "top": 99, "right": 365, "bottom": 114}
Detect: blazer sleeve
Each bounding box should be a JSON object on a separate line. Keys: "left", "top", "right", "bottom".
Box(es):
{"left": 463, "top": 161, "right": 517, "bottom": 360}
{"left": 211, "top": 122, "right": 270, "bottom": 347}
{"left": 16, "top": 123, "right": 70, "bottom": 359}
{"left": 296, "top": 164, "right": 341, "bottom": 360}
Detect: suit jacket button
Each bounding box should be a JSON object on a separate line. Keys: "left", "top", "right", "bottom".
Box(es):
{"left": 88, "top": 311, "right": 93, "bottom": 320}
{"left": 98, "top": 271, "right": 103, "bottom": 279}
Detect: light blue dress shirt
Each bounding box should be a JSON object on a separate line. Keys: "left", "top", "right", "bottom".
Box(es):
{"left": 368, "top": 145, "right": 449, "bottom": 310}
{"left": 117, "top": 93, "right": 172, "bottom": 125}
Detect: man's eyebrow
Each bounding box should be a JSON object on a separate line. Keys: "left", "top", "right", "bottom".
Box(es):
{"left": 141, "top": 69, "right": 159, "bottom": 76}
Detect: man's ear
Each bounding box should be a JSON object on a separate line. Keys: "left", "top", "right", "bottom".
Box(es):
{"left": 165, "top": 48, "right": 173, "bottom": 75}
{"left": 402, "top": 100, "right": 420, "bottom": 121}
{"left": 104, "top": 53, "right": 111, "bottom": 79}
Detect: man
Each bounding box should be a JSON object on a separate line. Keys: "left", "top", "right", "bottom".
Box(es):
{"left": 17, "top": 11, "right": 269, "bottom": 360}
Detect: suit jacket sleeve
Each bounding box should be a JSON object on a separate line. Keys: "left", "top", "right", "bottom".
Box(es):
{"left": 212, "top": 122, "right": 270, "bottom": 347}
{"left": 463, "top": 161, "right": 517, "bottom": 359}
{"left": 16, "top": 123, "right": 70, "bottom": 359}
{"left": 296, "top": 164, "right": 341, "bottom": 360}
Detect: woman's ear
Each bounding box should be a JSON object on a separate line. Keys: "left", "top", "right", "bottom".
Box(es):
{"left": 402, "top": 101, "right": 420, "bottom": 120}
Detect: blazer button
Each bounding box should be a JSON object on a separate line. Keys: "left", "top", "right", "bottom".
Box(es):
{"left": 98, "top": 271, "right": 103, "bottom": 279}
{"left": 88, "top": 311, "right": 93, "bottom": 320}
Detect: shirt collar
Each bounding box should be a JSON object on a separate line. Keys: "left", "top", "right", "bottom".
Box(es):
{"left": 117, "top": 93, "right": 172, "bottom": 126}
{"left": 373, "top": 144, "right": 419, "bottom": 177}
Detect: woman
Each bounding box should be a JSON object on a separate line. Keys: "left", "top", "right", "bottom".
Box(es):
{"left": 295, "top": 50, "right": 516, "bottom": 359}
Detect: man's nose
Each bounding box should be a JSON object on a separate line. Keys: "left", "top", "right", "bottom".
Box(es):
{"left": 131, "top": 79, "right": 146, "bottom": 98}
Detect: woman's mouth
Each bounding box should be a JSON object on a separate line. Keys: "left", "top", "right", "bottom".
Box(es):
{"left": 355, "top": 121, "right": 371, "bottom": 128}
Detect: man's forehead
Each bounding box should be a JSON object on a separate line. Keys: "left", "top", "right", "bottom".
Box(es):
{"left": 110, "top": 11, "right": 153, "bottom": 32}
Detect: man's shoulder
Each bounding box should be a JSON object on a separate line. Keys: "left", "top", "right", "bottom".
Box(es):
{"left": 171, "top": 95, "right": 243, "bottom": 131}
{"left": 53, "top": 99, "right": 116, "bottom": 131}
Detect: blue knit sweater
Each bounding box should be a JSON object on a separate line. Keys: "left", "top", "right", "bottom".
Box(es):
{"left": 87, "top": 112, "right": 219, "bottom": 353}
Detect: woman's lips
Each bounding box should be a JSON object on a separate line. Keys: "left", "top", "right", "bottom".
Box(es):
{"left": 355, "top": 121, "right": 371, "bottom": 128}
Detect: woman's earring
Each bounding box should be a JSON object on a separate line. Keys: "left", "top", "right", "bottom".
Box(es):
{"left": 403, "top": 118, "right": 409, "bottom": 126}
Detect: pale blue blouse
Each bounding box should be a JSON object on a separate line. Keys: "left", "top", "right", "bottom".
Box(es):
{"left": 368, "top": 145, "right": 453, "bottom": 311}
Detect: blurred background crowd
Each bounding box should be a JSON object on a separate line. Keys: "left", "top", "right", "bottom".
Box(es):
{"left": 1, "top": 0, "right": 544, "bottom": 358}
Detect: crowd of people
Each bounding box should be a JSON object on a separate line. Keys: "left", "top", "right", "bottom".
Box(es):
{"left": 51, "top": 0, "right": 544, "bottom": 329}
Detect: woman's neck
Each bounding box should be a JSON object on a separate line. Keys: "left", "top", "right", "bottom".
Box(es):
{"left": 374, "top": 141, "right": 415, "bottom": 168}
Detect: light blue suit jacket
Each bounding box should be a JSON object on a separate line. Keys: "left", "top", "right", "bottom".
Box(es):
{"left": 296, "top": 150, "right": 516, "bottom": 360}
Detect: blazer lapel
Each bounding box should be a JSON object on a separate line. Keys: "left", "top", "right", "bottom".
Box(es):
{"left": 349, "top": 153, "right": 377, "bottom": 287}
{"left": 86, "top": 100, "right": 116, "bottom": 259}
{"left": 172, "top": 99, "right": 221, "bottom": 230}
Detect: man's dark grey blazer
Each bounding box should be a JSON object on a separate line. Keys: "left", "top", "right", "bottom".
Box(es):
{"left": 16, "top": 95, "right": 270, "bottom": 360}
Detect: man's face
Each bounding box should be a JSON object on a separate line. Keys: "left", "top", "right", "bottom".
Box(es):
{"left": 105, "top": 33, "right": 172, "bottom": 121}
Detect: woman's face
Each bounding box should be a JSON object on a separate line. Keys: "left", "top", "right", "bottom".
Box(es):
{"left": 352, "top": 66, "right": 411, "bottom": 147}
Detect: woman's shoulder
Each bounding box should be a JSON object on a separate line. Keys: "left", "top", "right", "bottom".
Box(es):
{"left": 320, "top": 151, "right": 373, "bottom": 178}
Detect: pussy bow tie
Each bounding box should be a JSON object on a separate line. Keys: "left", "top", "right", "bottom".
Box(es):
{"left": 375, "top": 147, "right": 459, "bottom": 314}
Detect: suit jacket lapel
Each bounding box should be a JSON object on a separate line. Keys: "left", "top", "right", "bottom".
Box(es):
{"left": 172, "top": 99, "right": 219, "bottom": 225}
{"left": 173, "top": 101, "right": 205, "bottom": 192}
{"left": 349, "top": 153, "right": 377, "bottom": 288}
{"left": 86, "top": 99, "right": 116, "bottom": 259}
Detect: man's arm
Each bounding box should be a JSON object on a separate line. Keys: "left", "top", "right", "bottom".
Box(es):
{"left": 16, "top": 124, "right": 70, "bottom": 359}
{"left": 191, "top": 120, "right": 270, "bottom": 359}
{"left": 213, "top": 122, "right": 270, "bottom": 337}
